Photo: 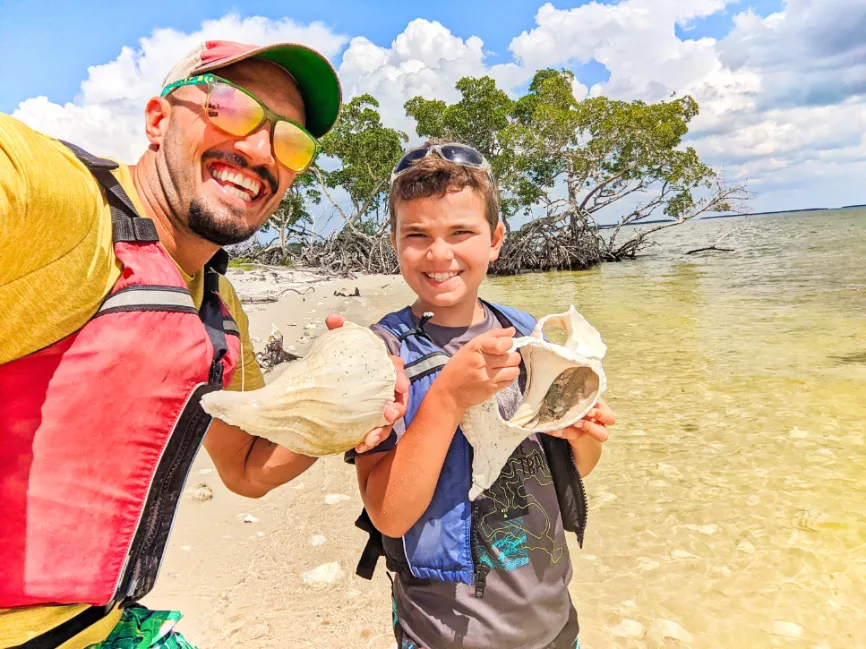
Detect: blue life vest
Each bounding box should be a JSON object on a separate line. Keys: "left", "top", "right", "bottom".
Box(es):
{"left": 354, "top": 300, "right": 588, "bottom": 596}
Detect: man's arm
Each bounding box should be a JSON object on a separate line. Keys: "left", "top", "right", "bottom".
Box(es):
{"left": 203, "top": 312, "right": 410, "bottom": 498}
{"left": 204, "top": 419, "right": 316, "bottom": 498}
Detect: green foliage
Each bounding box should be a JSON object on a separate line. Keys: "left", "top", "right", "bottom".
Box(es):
{"left": 317, "top": 94, "right": 408, "bottom": 223}
{"left": 288, "top": 69, "right": 745, "bottom": 271}
{"left": 265, "top": 170, "right": 320, "bottom": 250}
{"left": 404, "top": 69, "right": 735, "bottom": 237}
{"left": 405, "top": 77, "right": 520, "bottom": 222}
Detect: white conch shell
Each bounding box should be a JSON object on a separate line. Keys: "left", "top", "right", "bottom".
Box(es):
{"left": 201, "top": 321, "right": 396, "bottom": 457}
{"left": 461, "top": 306, "right": 606, "bottom": 500}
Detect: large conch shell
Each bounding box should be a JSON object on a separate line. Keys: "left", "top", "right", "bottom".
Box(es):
{"left": 200, "top": 322, "right": 396, "bottom": 456}
{"left": 461, "top": 306, "right": 606, "bottom": 500}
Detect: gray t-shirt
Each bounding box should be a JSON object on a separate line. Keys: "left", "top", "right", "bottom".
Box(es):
{"left": 360, "top": 305, "right": 576, "bottom": 649}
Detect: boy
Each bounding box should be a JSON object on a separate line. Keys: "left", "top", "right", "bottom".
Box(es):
{"left": 347, "top": 142, "right": 615, "bottom": 649}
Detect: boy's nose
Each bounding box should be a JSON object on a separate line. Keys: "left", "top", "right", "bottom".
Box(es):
{"left": 426, "top": 238, "right": 454, "bottom": 262}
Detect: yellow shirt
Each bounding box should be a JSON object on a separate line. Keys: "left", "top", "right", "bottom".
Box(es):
{"left": 0, "top": 114, "right": 265, "bottom": 647}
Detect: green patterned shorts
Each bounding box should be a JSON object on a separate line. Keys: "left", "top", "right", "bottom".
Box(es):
{"left": 85, "top": 605, "right": 197, "bottom": 649}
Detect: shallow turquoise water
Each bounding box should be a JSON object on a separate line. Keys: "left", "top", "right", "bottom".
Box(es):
{"left": 357, "top": 209, "right": 866, "bottom": 648}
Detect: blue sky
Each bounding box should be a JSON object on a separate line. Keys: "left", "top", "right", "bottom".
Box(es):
{"left": 4, "top": 0, "right": 865, "bottom": 216}
{"left": 0, "top": 0, "right": 783, "bottom": 114}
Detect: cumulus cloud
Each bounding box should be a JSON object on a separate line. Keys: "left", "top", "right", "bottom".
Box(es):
{"left": 719, "top": 0, "right": 866, "bottom": 108}
{"left": 491, "top": 0, "right": 866, "bottom": 209}
{"left": 12, "top": 14, "right": 347, "bottom": 162}
{"left": 338, "top": 18, "right": 528, "bottom": 135}
{"left": 9, "top": 1, "right": 866, "bottom": 210}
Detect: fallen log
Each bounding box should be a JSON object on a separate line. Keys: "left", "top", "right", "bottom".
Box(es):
{"left": 686, "top": 246, "right": 734, "bottom": 255}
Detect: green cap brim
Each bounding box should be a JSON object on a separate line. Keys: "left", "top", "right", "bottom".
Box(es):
{"left": 254, "top": 44, "right": 342, "bottom": 138}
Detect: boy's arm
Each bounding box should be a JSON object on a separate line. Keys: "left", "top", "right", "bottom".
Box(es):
{"left": 571, "top": 435, "right": 603, "bottom": 478}
{"left": 356, "top": 327, "right": 521, "bottom": 538}
{"left": 356, "top": 379, "right": 464, "bottom": 537}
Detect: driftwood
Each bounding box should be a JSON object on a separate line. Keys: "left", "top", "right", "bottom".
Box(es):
{"left": 334, "top": 287, "right": 361, "bottom": 297}
{"left": 297, "top": 227, "right": 399, "bottom": 276}
{"left": 686, "top": 246, "right": 734, "bottom": 255}
{"left": 491, "top": 219, "right": 601, "bottom": 275}
{"left": 256, "top": 326, "right": 300, "bottom": 371}
{"left": 686, "top": 226, "right": 741, "bottom": 256}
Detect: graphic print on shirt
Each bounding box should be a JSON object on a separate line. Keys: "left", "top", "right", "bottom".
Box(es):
{"left": 474, "top": 442, "right": 565, "bottom": 571}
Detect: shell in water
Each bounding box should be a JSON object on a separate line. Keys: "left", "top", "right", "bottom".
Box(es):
{"left": 461, "top": 306, "right": 606, "bottom": 500}
{"left": 200, "top": 321, "right": 396, "bottom": 456}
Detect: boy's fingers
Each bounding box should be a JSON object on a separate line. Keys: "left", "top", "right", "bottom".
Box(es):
{"left": 488, "top": 351, "right": 522, "bottom": 369}
{"left": 490, "top": 366, "right": 520, "bottom": 386}
{"left": 591, "top": 398, "right": 616, "bottom": 426}
{"left": 580, "top": 420, "right": 609, "bottom": 443}
{"left": 587, "top": 407, "right": 616, "bottom": 426}
{"left": 478, "top": 335, "right": 515, "bottom": 356}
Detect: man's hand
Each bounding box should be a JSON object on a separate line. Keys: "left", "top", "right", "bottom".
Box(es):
{"left": 325, "top": 313, "right": 410, "bottom": 453}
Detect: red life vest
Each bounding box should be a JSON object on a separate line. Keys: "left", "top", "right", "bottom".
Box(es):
{"left": 0, "top": 143, "right": 241, "bottom": 611}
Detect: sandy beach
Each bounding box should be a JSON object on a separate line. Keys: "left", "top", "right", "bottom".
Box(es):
{"left": 137, "top": 207, "right": 866, "bottom": 649}
{"left": 142, "top": 265, "right": 417, "bottom": 649}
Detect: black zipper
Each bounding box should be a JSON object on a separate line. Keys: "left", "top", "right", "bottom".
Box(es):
{"left": 469, "top": 498, "right": 490, "bottom": 598}
{"left": 567, "top": 444, "right": 588, "bottom": 548}
{"left": 117, "top": 386, "right": 213, "bottom": 602}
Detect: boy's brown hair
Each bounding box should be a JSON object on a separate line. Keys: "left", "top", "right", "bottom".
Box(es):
{"left": 388, "top": 141, "right": 500, "bottom": 234}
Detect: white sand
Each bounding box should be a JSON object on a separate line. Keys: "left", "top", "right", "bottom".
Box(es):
{"left": 143, "top": 266, "right": 411, "bottom": 649}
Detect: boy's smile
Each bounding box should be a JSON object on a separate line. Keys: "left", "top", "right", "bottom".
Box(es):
{"left": 392, "top": 186, "right": 504, "bottom": 326}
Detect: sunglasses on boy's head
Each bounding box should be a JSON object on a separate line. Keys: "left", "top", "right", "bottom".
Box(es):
{"left": 389, "top": 143, "right": 493, "bottom": 186}
{"left": 160, "top": 73, "right": 320, "bottom": 173}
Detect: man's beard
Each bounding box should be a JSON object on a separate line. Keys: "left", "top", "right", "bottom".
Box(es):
{"left": 187, "top": 198, "right": 261, "bottom": 247}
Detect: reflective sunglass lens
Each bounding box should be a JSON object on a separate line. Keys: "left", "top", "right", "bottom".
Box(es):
{"left": 440, "top": 144, "right": 485, "bottom": 166}
{"left": 393, "top": 147, "right": 429, "bottom": 175}
{"left": 207, "top": 84, "right": 265, "bottom": 137}
{"left": 274, "top": 120, "right": 317, "bottom": 172}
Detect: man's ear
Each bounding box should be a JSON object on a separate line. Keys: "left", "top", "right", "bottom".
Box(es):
{"left": 143, "top": 96, "right": 172, "bottom": 151}
{"left": 489, "top": 221, "right": 505, "bottom": 262}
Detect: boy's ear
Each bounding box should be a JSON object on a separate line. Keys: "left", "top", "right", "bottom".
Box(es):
{"left": 489, "top": 221, "right": 505, "bottom": 263}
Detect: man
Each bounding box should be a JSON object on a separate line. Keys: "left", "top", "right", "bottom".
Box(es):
{"left": 0, "top": 40, "right": 407, "bottom": 649}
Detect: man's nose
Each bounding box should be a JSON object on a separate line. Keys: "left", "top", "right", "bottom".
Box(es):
{"left": 234, "top": 125, "right": 275, "bottom": 168}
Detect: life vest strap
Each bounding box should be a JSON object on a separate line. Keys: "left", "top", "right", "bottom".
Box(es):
{"left": 8, "top": 604, "right": 113, "bottom": 649}
{"left": 60, "top": 139, "right": 160, "bottom": 244}
{"left": 404, "top": 352, "right": 449, "bottom": 383}
{"left": 96, "top": 286, "right": 197, "bottom": 316}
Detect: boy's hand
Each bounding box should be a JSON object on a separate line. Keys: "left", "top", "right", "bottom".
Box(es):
{"left": 544, "top": 397, "right": 616, "bottom": 443}
{"left": 325, "top": 314, "right": 410, "bottom": 453}
{"left": 437, "top": 327, "right": 522, "bottom": 411}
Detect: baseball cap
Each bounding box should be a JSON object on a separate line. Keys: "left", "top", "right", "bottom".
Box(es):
{"left": 162, "top": 40, "right": 342, "bottom": 138}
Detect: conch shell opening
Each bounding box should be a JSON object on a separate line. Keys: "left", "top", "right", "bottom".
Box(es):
{"left": 200, "top": 321, "right": 396, "bottom": 457}
{"left": 461, "top": 306, "right": 607, "bottom": 500}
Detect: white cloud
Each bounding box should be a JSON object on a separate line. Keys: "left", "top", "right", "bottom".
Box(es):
{"left": 9, "top": 1, "right": 866, "bottom": 211}
{"left": 12, "top": 14, "right": 348, "bottom": 163}
{"left": 338, "top": 18, "right": 529, "bottom": 136}
{"left": 494, "top": 0, "right": 866, "bottom": 210}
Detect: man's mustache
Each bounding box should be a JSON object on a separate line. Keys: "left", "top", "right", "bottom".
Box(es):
{"left": 204, "top": 151, "right": 279, "bottom": 196}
